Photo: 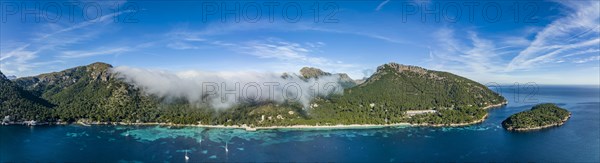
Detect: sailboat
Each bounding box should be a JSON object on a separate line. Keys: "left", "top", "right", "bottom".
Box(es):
{"left": 185, "top": 151, "right": 190, "bottom": 160}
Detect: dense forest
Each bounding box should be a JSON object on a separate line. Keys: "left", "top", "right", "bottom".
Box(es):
{"left": 0, "top": 71, "right": 54, "bottom": 122}
{"left": 307, "top": 63, "right": 504, "bottom": 125}
{"left": 1, "top": 62, "right": 506, "bottom": 126}
{"left": 502, "top": 103, "right": 571, "bottom": 131}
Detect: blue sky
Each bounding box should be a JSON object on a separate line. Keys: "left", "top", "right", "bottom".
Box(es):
{"left": 0, "top": 0, "right": 599, "bottom": 85}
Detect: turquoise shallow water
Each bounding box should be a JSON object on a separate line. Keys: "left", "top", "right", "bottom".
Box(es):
{"left": 1, "top": 86, "right": 599, "bottom": 162}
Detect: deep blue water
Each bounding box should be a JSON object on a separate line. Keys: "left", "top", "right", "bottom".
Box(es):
{"left": 1, "top": 85, "right": 599, "bottom": 162}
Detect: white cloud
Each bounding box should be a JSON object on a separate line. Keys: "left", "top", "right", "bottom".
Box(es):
{"left": 167, "top": 42, "right": 200, "bottom": 50}
{"left": 375, "top": 0, "right": 390, "bottom": 11}
{"left": 242, "top": 39, "right": 320, "bottom": 63}
{"left": 574, "top": 56, "right": 600, "bottom": 63}
{"left": 235, "top": 39, "right": 364, "bottom": 79}
{"left": 113, "top": 66, "right": 344, "bottom": 109}
{"left": 305, "top": 25, "right": 413, "bottom": 45}
{"left": 563, "top": 48, "right": 600, "bottom": 58}
{"left": 514, "top": 38, "right": 600, "bottom": 67}
{"left": 428, "top": 1, "right": 600, "bottom": 85}
{"left": 163, "top": 26, "right": 365, "bottom": 79}
{"left": 0, "top": 9, "right": 129, "bottom": 76}
{"left": 429, "top": 28, "right": 507, "bottom": 74}
{"left": 60, "top": 47, "right": 132, "bottom": 58}
{"left": 507, "top": 1, "right": 600, "bottom": 71}
{"left": 169, "top": 21, "right": 414, "bottom": 46}
{"left": 39, "top": 11, "right": 130, "bottom": 40}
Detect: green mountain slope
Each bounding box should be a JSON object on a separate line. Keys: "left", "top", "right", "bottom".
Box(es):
{"left": 12, "top": 62, "right": 272, "bottom": 125}
{"left": 15, "top": 62, "right": 159, "bottom": 123}
{"left": 0, "top": 71, "right": 54, "bottom": 122}
{"left": 348, "top": 63, "right": 504, "bottom": 109}
{"left": 7, "top": 62, "right": 505, "bottom": 126}
{"left": 308, "top": 63, "right": 506, "bottom": 125}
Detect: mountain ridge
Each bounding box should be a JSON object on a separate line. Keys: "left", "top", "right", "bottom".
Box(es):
{"left": 308, "top": 62, "right": 506, "bottom": 125}
{"left": 299, "top": 66, "right": 358, "bottom": 88}
{"left": 3, "top": 62, "right": 506, "bottom": 126}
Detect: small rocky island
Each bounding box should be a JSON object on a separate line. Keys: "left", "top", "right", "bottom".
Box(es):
{"left": 502, "top": 103, "right": 571, "bottom": 131}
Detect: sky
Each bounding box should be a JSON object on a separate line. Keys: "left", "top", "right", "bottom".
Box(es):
{"left": 0, "top": 0, "right": 599, "bottom": 85}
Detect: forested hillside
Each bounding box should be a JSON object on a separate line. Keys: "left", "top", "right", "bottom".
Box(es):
{"left": 308, "top": 63, "right": 506, "bottom": 125}
{"left": 0, "top": 71, "right": 54, "bottom": 122}
{"left": 503, "top": 103, "right": 571, "bottom": 131}
{"left": 2, "top": 62, "right": 505, "bottom": 126}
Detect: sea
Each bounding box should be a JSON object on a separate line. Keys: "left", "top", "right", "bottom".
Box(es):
{"left": 1, "top": 85, "right": 599, "bottom": 162}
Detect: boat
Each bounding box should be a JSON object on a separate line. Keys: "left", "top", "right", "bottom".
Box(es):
{"left": 185, "top": 151, "right": 190, "bottom": 160}
{"left": 225, "top": 142, "right": 229, "bottom": 153}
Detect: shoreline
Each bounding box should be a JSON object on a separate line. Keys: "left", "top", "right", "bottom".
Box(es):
{"left": 482, "top": 101, "right": 508, "bottom": 110}
{"left": 2, "top": 101, "right": 507, "bottom": 131}
{"left": 411, "top": 113, "right": 489, "bottom": 127}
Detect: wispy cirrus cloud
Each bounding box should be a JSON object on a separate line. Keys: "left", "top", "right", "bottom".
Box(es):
{"left": 506, "top": 1, "right": 600, "bottom": 71}
{"left": 60, "top": 47, "right": 132, "bottom": 58}
{"left": 60, "top": 40, "right": 155, "bottom": 58}
{"left": 166, "top": 42, "right": 201, "bottom": 50}
{"left": 429, "top": 28, "right": 508, "bottom": 74}
{"left": 165, "top": 21, "right": 413, "bottom": 46}
{"left": 428, "top": 0, "right": 599, "bottom": 84}
{"left": 164, "top": 27, "right": 363, "bottom": 78}
{"left": 165, "top": 27, "right": 341, "bottom": 65}
{"left": 375, "top": 0, "right": 390, "bottom": 11}
{"left": 241, "top": 39, "right": 324, "bottom": 63}
{"left": 236, "top": 39, "right": 363, "bottom": 78}
{"left": 574, "top": 56, "right": 600, "bottom": 64}
{"left": 0, "top": 7, "right": 130, "bottom": 76}
{"left": 38, "top": 11, "right": 131, "bottom": 40}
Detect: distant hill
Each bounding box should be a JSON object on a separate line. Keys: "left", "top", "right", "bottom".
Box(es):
{"left": 0, "top": 71, "right": 54, "bottom": 122}
{"left": 299, "top": 67, "right": 357, "bottom": 88}
{"left": 300, "top": 67, "right": 331, "bottom": 78}
{"left": 5, "top": 75, "right": 16, "bottom": 80}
